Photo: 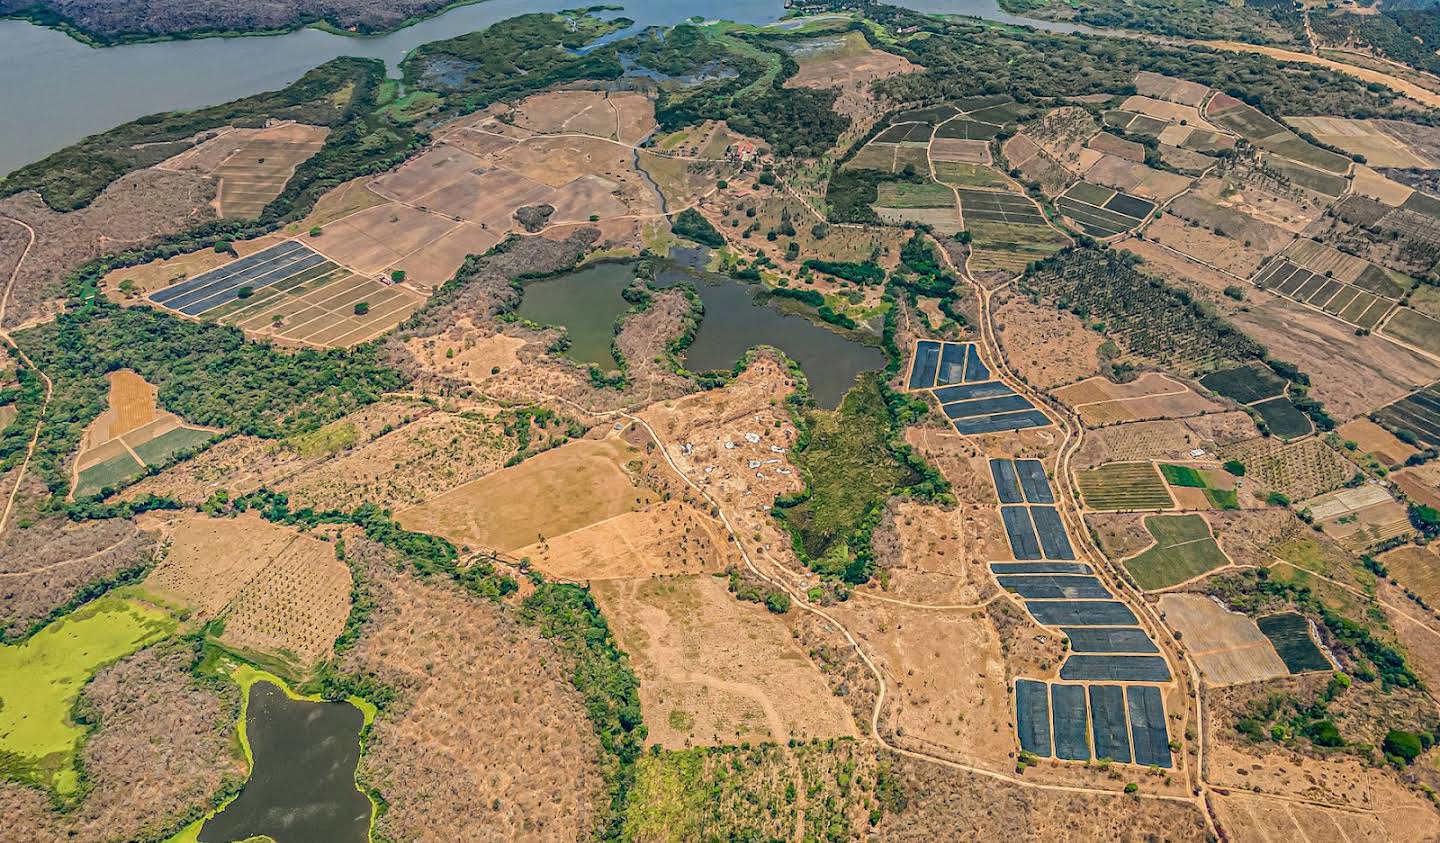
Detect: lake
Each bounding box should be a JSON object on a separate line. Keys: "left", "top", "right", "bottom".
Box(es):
{"left": 517, "top": 261, "right": 636, "bottom": 369}
{"left": 656, "top": 266, "right": 885, "bottom": 408}
{"left": 0, "top": 0, "right": 1073, "bottom": 176}
{"left": 197, "top": 681, "right": 370, "bottom": 843}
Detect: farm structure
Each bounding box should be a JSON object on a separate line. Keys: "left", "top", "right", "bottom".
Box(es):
{"left": 1015, "top": 679, "right": 1172, "bottom": 767}
{"left": 1056, "top": 181, "right": 1156, "bottom": 238}
{"left": 1374, "top": 381, "right": 1440, "bottom": 448}
{"left": 906, "top": 341, "right": 1050, "bottom": 434}
{"left": 72, "top": 370, "right": 215, "bottom": 498}
{"left": 145, "top": 240, "right": 424, "bottom": 348}
{"left": 1156, "top": 594, "right": 1289, "bottom": 687}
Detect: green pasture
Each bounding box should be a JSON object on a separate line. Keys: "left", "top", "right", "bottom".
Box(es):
{"left": 1123, "top": 514, "right": 1230, "bottom": 590}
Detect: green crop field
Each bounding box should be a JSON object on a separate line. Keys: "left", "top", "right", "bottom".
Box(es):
{"left": 74, "top": 451, "right": 145, "bottom": 499}
{"left": 0, "top": 595, "right": 175, "bottom": 793}
{"left": 130, "top": 426, "right": 215, "bottom": 467}
{"left": 1258, "top": 612, "right": 1332, "bottom": 673}
{"left": 875, "top": 180, "right": 956, "bottom": 208}
{"left": 1252, "top": 397, "right": 1313, "bottom": 440}
{"left": 1123, "top": 514, "right": 1230, "bottom": 590}
{"left": 1076, "top": 462, "right": 1174, "bottom": 511}
{"left": 1159, "top": 464, "right": 1205, "bottom": 487}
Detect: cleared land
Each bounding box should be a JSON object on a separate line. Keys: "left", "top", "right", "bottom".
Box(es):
{"left": 1216, "top": 437, "right": 1351, "bottom": 501}
{"left": 1158, "top": 593, "right": 1288, "bottom": 686}
{"left": 1123, "top": 514, "right": 1230, "bottom": 590}
{"left": 593, "top": 575, "right": 855, "bottom": 748}
{"left": 158, "top": 123, "right": 329, "bottom": 219}
{"left": 1054, "top": 372, "right": 1224, "bottom": 426}
{"left": 396, "top": 434, "right": 656, "bottom": 554}
{"left": 512, "top": 501, "right": 740, "bottom": 581}
{"left": 1380, "top": 544, "right": 1440, "bottom": 608}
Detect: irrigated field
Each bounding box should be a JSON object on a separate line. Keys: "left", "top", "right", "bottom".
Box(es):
{"left": 72, "top": 370, "right": 215, "bottom": 498}
{"left": 1075, "top": 462, "right": 1174, "bottom": 511}
{"left": 1123, "top": 514, "right": 1230, "bottom": 590}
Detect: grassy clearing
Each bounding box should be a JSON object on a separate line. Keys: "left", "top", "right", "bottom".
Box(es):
{"left": 283, "top": 420, "right": 359, "bottom": 457}
{"left": 0, "top": 594, "right": 176, "bottom": 794}
{"left": 1124, "top": 514, "right": 1230, "bottom": 590}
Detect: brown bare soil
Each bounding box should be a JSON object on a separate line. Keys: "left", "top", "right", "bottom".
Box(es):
{"left": 867, "top": 498, "right": 997, "bottom": 605}
{"left": 830, "top": 600, "right": 1013, "bottom": 769}
{"left": 0, "top": 641, "right": 242, "bottom": 843}
{"left": 397, "top": 433, "right": 656, "bottom": 553}
{"left": 1393, "top": 462, "right": 1440, "bottom": 510}
{"left": 993, "top": 290, "right": 1102, "bottom": 389}
{"left": 1085, "top": 512, "right": 1152, "bottom": 560}
{"left": 1207, "top": 508, "right": 1303, "bottom": 568}
{"left": 275, "top": 409, "right": 516, "bottom": 512}
{"left": 592, "top": 574, "right": 856, "bottom": 748}
{"left": 1002, "top": 134, "right": 1072, "bottom": 196}
{"left": 162, "top": 123, "right": 328, "bottom": 219}
{"left": 1337, "top": 418, "right": 1419, "bottom": 467}
{"left": 340, "top": 553, "right": 604, "bottom": 841}
{"left": 902, "top": 426, "right": 1015, "bottom": 562}
{"left": 0, "top": 513, "right": 157, "bottom": 639}
{"left": 1025, "top": 107, "right": 1100, "bottom": 175}
{"left": 1055, "top": 372, "right": 1225, "bottom": 426}
{"left": 871, "top": 753, "right": 1207, "bottom": 840}
{"left": 144, "top": 512, "right": 294, "bottom": 617}
{"left": 1159, "top": 593, "right": 1289, "bottom": 686}
{"left": 1072, "top": 412, "right": 1258, "bottom": 467}
{"left": 1141, "top": 213, "right": 1273, "bottom": 277}
{"left": 218, "top": 529, "right": 349, "bottom": 665}
{"left": 0, "top": 170, "right": 216, "bottom": 328}
{"left": 514, "top": 500, "right": 738, "bottom": 581}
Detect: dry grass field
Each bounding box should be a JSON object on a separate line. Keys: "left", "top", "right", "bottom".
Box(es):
{"left": 1379, "top": 544, "right": 1440, "bottom": 608}
{"left": 513, "top": 500, "right": 738, "bottom": 581}
{"left": 592, "top": 575, "right": 856, "bottom": 748}
{"left": 1392, "top": 462, "right": 1440, "bottom": 510}
{"left": 1072, "top": 412, "right": 1257, "bottom": 468}
{"left": 1158, "top": 593, "right": 1289, "bottom": 686}
{"left": 158, "top": 123, "right": 329, "bottom": 219}
{"left": 1054, "top": 372, "right": 1225, "bottom": 426}
{"left": 342, "top": 555, "right": 604, "bottom": 841}
{"left": 1134, "top": 71, "right": 1210, "bottom": 106}
{"left": 1285, "top": 117, "right": 1435, "bottom": 168}
{"left": 867, "top": 498, "right": 998, "bottom": 605}
{"left": 786, "top": 31, "right": 917, "bottom": 89}
{"left": 829, "top": 600, "right": 1013, "bottom": 769}
{"left": 144, "top": 512, "right": 294, "bottom": 617}
{"left": 1337, "top": 418, "right": 1419, "bottom": 466}
{"left": 397, "top": 433, "right": 655, "bottom": 553}
{"left": 993, "top": 292, "right": 1102, "bottom": 389}
{"left": 72, "top": 370, "right": 215, "bottom": 498}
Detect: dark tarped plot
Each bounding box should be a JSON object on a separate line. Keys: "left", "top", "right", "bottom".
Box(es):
{"left": 952, "top": 409, "right": 1050, "bottom": 435}
{"left": 997, "top": 575, "right": 1112, "bottom": 599}
{"left": 1060, "top": 655, "right": 1172, "bottom": 682}
{"left": 1030, "top": 506, "right": 1076, "bottom": 560}
{"left": 1001, "top": 505, "right": 1042, "bottom": 559}
{"left": 938, "top": 342, "right": 968, "bottom": 385}
{"left": 1026, "top": 601, "right": 1138, "bottom": 626}
{"left": 150, "top": 241, "right": 305, "bottom": 304}
{"left": 908, "top": 340, "right": 941, "bottom": 390}
{"left": 1016, "top": 679, "right": 1052, "bottom": 757}
{"left": 935, "top": 381, "right": 1014, "bottom": 403}
{"left": 1050, "top": 684, "right": 1090, "bottom": 761}
{"left": 990, "top": 561, "right": 1093, "bottom": 575}
{"left": 964, "top": 344, "right": 991, "bottom": 382}
{"left": 990, "top": 458, "right": 1024, "bottom": 504}
{"left": 942, "top": 394, "right": 1034, "bottom": 419}
{"left": 1089, "top": 685, "right": 1132, "bottom": 763}
{"left": 1015, "top": 459, "right": 1054, "bottom": 503}
{"left": 1127, "top": 685, "right": 1173, "bottom": 768}
{"left": 1062, "top": 627, "right": 1158, "bottom": 654}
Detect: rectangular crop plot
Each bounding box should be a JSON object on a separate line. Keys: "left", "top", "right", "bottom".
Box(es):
{"left": 1104, "top": 192, "right": 1155, "bottom": 219}
{"left": 1127, "top": 685, "right": 1172, "bottom": 768}
{"left": 935, "top": 119, "right": 1002, "bottom": 140}
{"left": 1061, "top": 655, "right": 1172, "bottom": 682}
{"left": 937, "top": 342, "right": 968, "bottom": 385}
{"left": 1001, "top": 505, "right": 1043, "bottom": 560}
{"left": 957, "top": 188, "right": 1046, "bottom": 225}
{"left": 1016, "top": 679, "right": 1052, "bottom": 757}
{"left": 908, "top": 340, "right": 940, "bottom": 390}
{"left": 1088, "top": 685, "right": 1132, "bottom": 763}
{"left": 964, "top": 345, "right": 990, "bottom": 382}
{"left": 1375, "top": 383, "right": 1440, "bottom": 449}
{"left": 1050, "top": 684, "right": 1090, "bottom": 761}
{"left": 934, "top": 381, "right": 1013, "bottom": 403}
{"left": 1198, "top": 362, "right": 1286, "bottom": 404}
{"left": 998, "top": 575, "right": 1111, "bottom": 599}
{"left": 1076, "top": 463, "right": 1174, "bottom": 511}
{"left": 952, "top": 409, "right": 1049, "bottom": 435}
{"left": 1063, "top": 627, "right": 1159, "bottom": 654}
{"left": 74, "top": 451, "right": 145, "bottom": 499}
{"left": 1015, "top": 459, "right": 1054, "bottom": 504}
{"left": 990, "top": 458, "right": 1024, "bottom": 504}
{"left": 1030, "top": 506, "right": 1075, "bottom": 560}
{"left": 150, "top": 241, "right": 327, "bottom": 317}
{"left": 991, "top": 562, "right": 1094, "bottom": 574}
{"left": 1026, "top": 601, "right": 1138, "bottom": 627}
{"left": 942, "top": 394, "right": 1034, "bottom": 419}
{"left": 1258, "top": 613, "right": 1332, "bottom": 674}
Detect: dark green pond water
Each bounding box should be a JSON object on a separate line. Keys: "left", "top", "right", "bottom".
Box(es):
{"left": 657, "top": 267, "right": 884, "bottom": 408}
{"left": 517, "top": 261, "right": 636, "bottom": 369}
{"left": 198, "top": 681, "right": 370, "bottom": 843}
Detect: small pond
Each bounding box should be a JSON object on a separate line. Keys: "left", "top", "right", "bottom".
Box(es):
{"left": 655, "top": 266, "right": 885, "bottom": 408}
{"left": 516, "top": 261, "right": 637, "bottom": 369}
{"left": 197, "top": 681, "right": 370, "bottom": 843}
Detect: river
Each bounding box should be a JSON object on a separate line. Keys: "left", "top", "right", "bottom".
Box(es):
{"left": 0, "top": 0, "right": 1071, "bottom": 177}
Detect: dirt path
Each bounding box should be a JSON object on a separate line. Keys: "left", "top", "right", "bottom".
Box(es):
{"left": 0, "top": 213, "right": 52, "bottom": 537}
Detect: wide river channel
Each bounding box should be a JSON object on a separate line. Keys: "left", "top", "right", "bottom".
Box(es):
{"left": 0, "top": 0, "right": 1074, "bottom": 176}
